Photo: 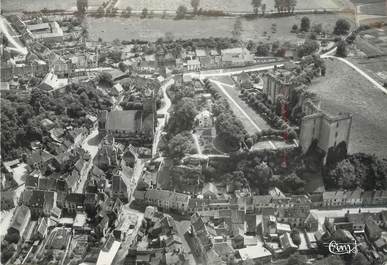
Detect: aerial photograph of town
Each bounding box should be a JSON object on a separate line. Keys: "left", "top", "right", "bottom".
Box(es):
{"left": 0, "top": 0, "right": 387, "bottom": 264}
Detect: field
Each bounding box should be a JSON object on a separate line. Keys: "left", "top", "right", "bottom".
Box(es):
{"left": 116, "top": 0, "right": 349, "bottom": 12}
{"left": 308, "top": 59, "right": 387, "bottom": 158}
{"left": 86, "top": 14, "right": 345, "bottom": 42}
{"left": 1, "top": 0, "right": 105, "bottom": 11}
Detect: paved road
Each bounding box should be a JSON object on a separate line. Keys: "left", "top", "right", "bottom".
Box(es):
{"left": 187, "top": 63, "right": 284, "bottom": 79}
{"left": 0, "top": 16, "right": 28, "bottom": 55}
{"left": 192, "top": 133, "right": 202, "bottom": 155}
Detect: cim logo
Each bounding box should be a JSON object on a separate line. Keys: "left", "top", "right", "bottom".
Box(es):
{"left": 328, "top": 241, "right": 358, "bottom": 255}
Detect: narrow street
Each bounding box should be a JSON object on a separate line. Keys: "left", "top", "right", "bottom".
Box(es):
{"left": 192, "top": 133, "right": 202, "bottom": 155}
{"left": 113, "top": 158, "right": 145, "bottom": 265}
{"left": 152, "top": 78, "right": 174, "bottom": 157}
{"left": 75, "top": 127, "right": 100, "bottom": 193}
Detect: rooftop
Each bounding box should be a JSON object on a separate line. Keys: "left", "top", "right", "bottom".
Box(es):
{"left": 238, "top": 246, "right": 272, "bottom": 260}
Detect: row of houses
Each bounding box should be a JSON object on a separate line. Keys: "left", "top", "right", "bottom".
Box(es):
{"left": 133, "top": 187, "right": 387, "bottom": 227}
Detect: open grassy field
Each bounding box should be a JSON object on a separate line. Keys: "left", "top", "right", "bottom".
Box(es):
{"left": 1, "top": 0, "right": 105, "bottom": 11}
{"left": 308, "top": 59, "right": 387, "bottom": 158}
{"left": 116, "top": 0, "right": 349, "bottom": 12}
{"left": 87, "top": 13, "right": 347, "bottom": 42}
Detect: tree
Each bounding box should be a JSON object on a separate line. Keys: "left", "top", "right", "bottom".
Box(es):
{"left": 232, "top": 18, "right": 243, "bottom": 39}
{"left": 176, "top": 5, "right": 188, "bottom": 19}
{"left": 251, "top": 0, "right": 262, "bottom": 15}
{"left": 121, "top": 6, "right": 132, "bottom": 17}
{"left": 352, "top": 253, "right": 371, "bottom": 265}
{"left": 95, "top": 6, "right": 104, "bottom": 17}
{"left": 300, "top": 16, "right": 310, "bottom": 32}
{"left": 333, "top": 19, "right": 351, "bottom": 35}
{"left": 191, "top": 0, "right": 200, "bottom": 15}
{"left": 215, "top": 113, "right": 245, "bottom": 150}
{"left": 261, "top": 3, "right": 266, "bottom": 15}
{"left": 256, "top": 43, "right": 270, "bottom": 56}
{"left": 287, "top": 253, "right": 307, "bottom": 265}
{"left": 168, "top": 97, "right": 198, "bottom": 134}
{"left": 77, "top": 0, "right": 88, "bottom": 15}
{"left": 98, "top": 72, "right": 113, "bottom": 87}
{"left": 297, "top": 39, "right": 319, "bottom": 57}
{"left": 290, "top": 229, "right": 301, "bottom": 246}
{"left": 336, "top": 40, "right": 347, "bottom": 57}
{"left": 118, "top": 62, "right": 128, "bottom": 72}
{"left": 166, "top": 131, "right": 193, "bottom": 158}
{"left": 287, "top": 0, "right": 297, "bottom": 13}
{"left": 311, "top": 23, "right": 323, "bottom": 34}
{"left": 141, "top": 8, "right": 148, "bottom": 18}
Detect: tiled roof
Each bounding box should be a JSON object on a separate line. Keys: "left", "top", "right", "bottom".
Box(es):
{"left": 65, "top": 193, "right": 85, "bottom": 205}
{"left": 10, "top": 205, "right": 31, "bottom": 232}
{"left": 27, "top": 150, "right": 54, "bottom": 165}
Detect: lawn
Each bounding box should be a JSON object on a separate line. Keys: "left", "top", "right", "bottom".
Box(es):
{"left": 308, "top": 58, "right": 387, "bottom": 158}
{"left": 86, "top": 14, "right": 347, "bottom": 42}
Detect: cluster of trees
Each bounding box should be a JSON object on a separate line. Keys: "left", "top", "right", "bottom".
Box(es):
{"left": 167, "top": 97, "right": 198, "bottom": 135}
{"left": 98, "top": 50, "right": 122, "bottom": 64}
{"left": 325, "top": 151, "right": 387, "bottom": 191}
{"left": 239, "top": 90, "right": 289, "bottom": 130}
{"left": 204, "top": 79, "right": 247, "bottom": 151}
{"left": 120, "top": 75, "right": 160, "bottom": 110}
{"left": 1, "top": 229, "right": 20, "bottom": 264}
{"left": 271, "top": 172, "right": 306, "bottom": 194}
{"left": 125, "top": 37, "right": 238, "bottom": 58}
{"left": 1, "top": 83, "right": 112, "bottom": 160}
{"left": 286, "top": 253, "right": 345, "bottom": 265}
{"left": 297, "top": 39, "right": 320, "bottom": 57}
{"left": 76, "top": 0, "right": 88, "bottom": 15}
{"left": 121, "top": 6, "right": 132, "bottom": 17}
{"left": 251, "top": 0, "right": 267, "bottom": 15}
{"left": 245, "top": 128, "right": 297, "bottom": 148}
{"left": 274, "top": 0, "right": 297, "bottom": 14}
{"left": 165, "top": 131, "right": 195, "bottom": 158}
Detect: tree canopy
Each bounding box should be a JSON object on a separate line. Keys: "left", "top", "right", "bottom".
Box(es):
{"left": 191, "top": 0, "right": 200, "bottom": 14}
{"left": 300, "top": 16, "right": 311, "bottom": 32}
{"left": 77, "top": 0, "right": 88, "bottom": 15}
{"left": 333, "top": 19, "right": 351, "bottom": 35}
{"left": 167, "top": 97, "right": 198, "bottom": 135}
{"left": 176, "top": 5, "right": 188, "bottom": 19}
{"left": 166, "top": 131, "right": 193, "bottom": 158}
{"left": 251, "top": 0, "right": 262, "bottom": 14}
